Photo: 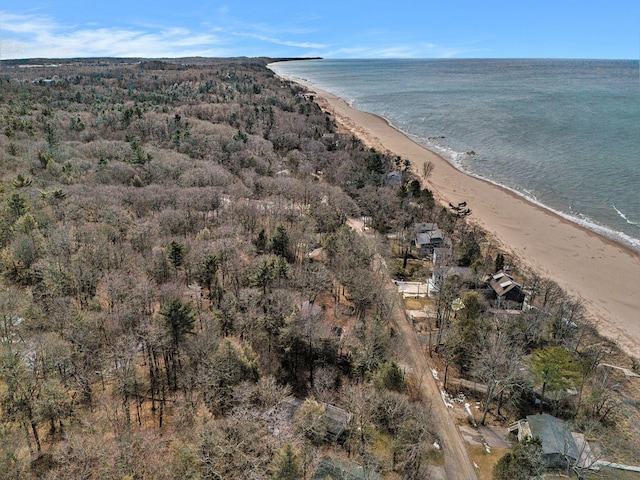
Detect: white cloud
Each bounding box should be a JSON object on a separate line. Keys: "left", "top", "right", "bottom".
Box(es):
{"left": 0, "top": 11, "right": 230, "bottom": 58}
{"left": 0, "top": 10, "right": 481, "bottom": 59}
{"left": 233, "top": 31, "right": 326, "bottom": 50}
{"left": 321, "top": 41, "right": 484, "bottom": 59}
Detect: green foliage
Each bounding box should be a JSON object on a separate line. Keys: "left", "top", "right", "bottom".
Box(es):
{"left": 270, "top": 224, "right": 293, "bottom": 261}
{"left": 253, "top": 228, "right": 267, "bottom": 253}
{"left": 269, "top": 443, "right": 303, "bottom": 480}
{"left": 204, "top": 338, "right": 260, "bottom": 414}
{"left": 44, "top": 121, "right": 58, "bottom": 149}
{"left": 527, "top": 346, "right": 580, "bottom": 410}
{"left": 1, "top": 233, "right": 41, "bottom": 285}
{"left": 495, "top": 253, "right": 505, "bottom": 272}
{"left": 70, "top": 116, "right": 85, "bottom": 131}
{"left": 37, "top": 150, "right": 55, "bottom": 169}
{"left": 233, "top": 129, "right": 248, "bottom": 143}
{"left": 374, "top": 361, "right": 407, "bottom": 393}
{"left": 450, "top": 292, "right": 490, "bottom": 372}
{"left": 408, "top": 179, "right": 422, "bottom": 197}
{"left": 11, "top": 174, "right": 32, "bottom": 189}
{"left": 160, "top": 299, "right": 195, "bottom": 351}
{"left": 168, "top": 241, "right": 185, "bottom": 270}
{"left": 0, "top": 57, "right": 617, "bottom": 479}
{"left": 51, "top": 188, "right": 67, "bottom": 201}
{"left": 128, "top": 136, "right": 151, "bottom": 164}
{"left": 457, "top": 238, "right": 481, "bottom": 267}
{"left": 5, "top": 193, "right": 29, "bottom": 219}
{"left": 493, "top": 437, "right": 546, "bottom": 480}
{"left": 197, "top": 254, "right": 219, "bottom": 293}
{"left": 251, "top": 256, "right": 289, "bottom": 295}
{"left": 418, "top": 188, "right": 435, "bottom": 209}
{"left": 12, "top": 212, "right": 38, "bottom": 235}
{"left": 366, "top": 150, "right": 386, "bottom": 175}
{"left": 353, "top": 316, "right": 390, "bottom": 378}
{"left": 252, "top": 258, "right": 276, "bottom": 294}
{"left": 294, "top": 398, "right": 327, "bottom": 445}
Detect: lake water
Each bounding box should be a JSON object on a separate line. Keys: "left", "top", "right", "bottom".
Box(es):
{"left": 270, "top": 59, "right": 640, "bottom": 252}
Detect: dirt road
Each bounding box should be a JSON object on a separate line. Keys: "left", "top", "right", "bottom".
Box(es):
{"left": 347, "top": 219, "right": 478, "bottom": 479}
{"left": 389, "top": 282, "right": 478, "bottom": 480}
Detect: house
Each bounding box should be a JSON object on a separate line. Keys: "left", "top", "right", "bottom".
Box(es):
{"left": 509, "top": 414, "right": 594, "bottom": 469}
{"left": 414, "top": 222, "right": 439, "bottom": 233}
{"left": 312, "top": 455, "right": 382, "bottom": 480}
{"left": 414, "top": 223, "right": 445, "bottom": 255}
{"left": 428, "top": 266, "right": 473, "bottom": 297}
{"left": 278, "top": 398, "right": 352, "bottom": 442}
{"left": 485, "top": 270, "right": 525, "bottom": 308}
{"left": 296, "top": 92, "right": 316, "bottom": 101}
{"left": 383, "top": 171, "right": 402, "bottom": 186}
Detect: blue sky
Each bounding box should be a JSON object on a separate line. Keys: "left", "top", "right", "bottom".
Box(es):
{"left": 1, "top": 1, "right": 638, "bottom": 59}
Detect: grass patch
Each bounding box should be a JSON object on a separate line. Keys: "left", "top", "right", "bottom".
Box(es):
{"left": 580, "top": 468, "right": 640, "bottom": 480}
{"left": 467, "top": 445, "right": 510, "bottom": 480}
{"left": 404, "top": 297, "right": 430, "bottom": 310}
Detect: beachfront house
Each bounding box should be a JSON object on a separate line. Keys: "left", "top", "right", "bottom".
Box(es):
{"left": 414, "top": 222, "right": 445, "bottom": 255}
{"left": 485, "top": 270, "right": 525, "bottom": 309}
{"left": 384, "top": 171, "right": 402, "bottom": 187}
{"left": 509, "top": 414, "right": 594, "bottom": 469}
{"left": 428, "top": 266, "right": 473, "bottom": 297}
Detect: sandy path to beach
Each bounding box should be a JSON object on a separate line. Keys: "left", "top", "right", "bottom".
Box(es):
{"left": 286, "top": 76, "right": 640, "bottom": 359}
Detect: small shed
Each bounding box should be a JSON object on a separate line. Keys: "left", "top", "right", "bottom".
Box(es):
{"left": 324, "top": 403, "right": 352, "bottom": 441}
{"left": 279, "top": 398, "right": 352, "bottom": 442}
{"left": 312, "top": 456, "right": 382, "bottom": 480}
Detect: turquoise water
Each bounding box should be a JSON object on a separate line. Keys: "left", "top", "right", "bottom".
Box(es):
{"left": 270, "top": 59, "right": 640, "bottom": 252}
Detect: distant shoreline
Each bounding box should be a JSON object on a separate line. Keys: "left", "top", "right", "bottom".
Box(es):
{"left": 268, "top": 60, "right": 640, "bottom": 256}
{"left": 269, "top": 63, "right": 640, "bottom": 359}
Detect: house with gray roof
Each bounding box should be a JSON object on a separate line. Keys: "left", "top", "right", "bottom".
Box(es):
{"left": 414, "top": 223, "right": 445, "bottom": 255}
{"left": 312, "top": 456, "right": 382, "bottom": 480}
{"left": 509, "top": 414, "right": 586, "bottom": 469}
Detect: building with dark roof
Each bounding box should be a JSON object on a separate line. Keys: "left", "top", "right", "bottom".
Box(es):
{"left": 485, "top": 270, "right": 525, "bottom": 308}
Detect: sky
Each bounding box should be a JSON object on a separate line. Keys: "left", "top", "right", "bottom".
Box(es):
{"left": 1, "top": 1, "right": 638, "bottom": 60}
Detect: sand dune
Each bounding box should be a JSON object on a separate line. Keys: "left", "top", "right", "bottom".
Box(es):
{"left": 287, "top": 76, "right": 640, "bottom": 358}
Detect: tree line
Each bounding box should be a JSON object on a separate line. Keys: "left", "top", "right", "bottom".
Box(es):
{"left": 0, "top": 58, "right": 444, "bottom": 479}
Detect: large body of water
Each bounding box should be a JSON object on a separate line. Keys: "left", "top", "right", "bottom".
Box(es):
{"left": 270, "top": 59, "right": 640, "bottom": 252}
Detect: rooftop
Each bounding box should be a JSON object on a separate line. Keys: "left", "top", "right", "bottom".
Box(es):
{"left": 526, "top": 414, "right": 580, "bottom": 461}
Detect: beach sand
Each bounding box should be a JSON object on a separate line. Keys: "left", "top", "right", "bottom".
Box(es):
{"left": 282, "top": 74, "right": 640, "bottom": 359}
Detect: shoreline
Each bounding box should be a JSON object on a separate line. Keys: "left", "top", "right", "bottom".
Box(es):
{"left": 270, "top": 65, "right": 640, "bottom": 359}
{"left": 394, "top": 126, "right": 640, "bottom": 256}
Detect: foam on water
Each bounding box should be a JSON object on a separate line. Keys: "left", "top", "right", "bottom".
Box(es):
{"left": 270, "top": 59, "right": 640, "bottom": 253}
{"left": 613, "top": 205, "right": 639, "bottom": 226}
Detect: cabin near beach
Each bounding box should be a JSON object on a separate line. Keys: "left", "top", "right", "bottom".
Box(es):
{"left": 485, "top": 269, "right": 525, "bottom": 309}
{"left": 509, "top": 414, "right": 596, "bottom": 470}
{"left": 414, "top": 222, "right": 446, "bottom": 255}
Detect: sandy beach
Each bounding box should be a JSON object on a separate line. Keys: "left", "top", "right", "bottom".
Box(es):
{"left": 276, "top": 72, "right": 640, "bottom": 359}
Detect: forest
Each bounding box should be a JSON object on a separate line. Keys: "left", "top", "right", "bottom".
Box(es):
{"left": 0, "top": 57, "right": 639, "bottom": 479}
